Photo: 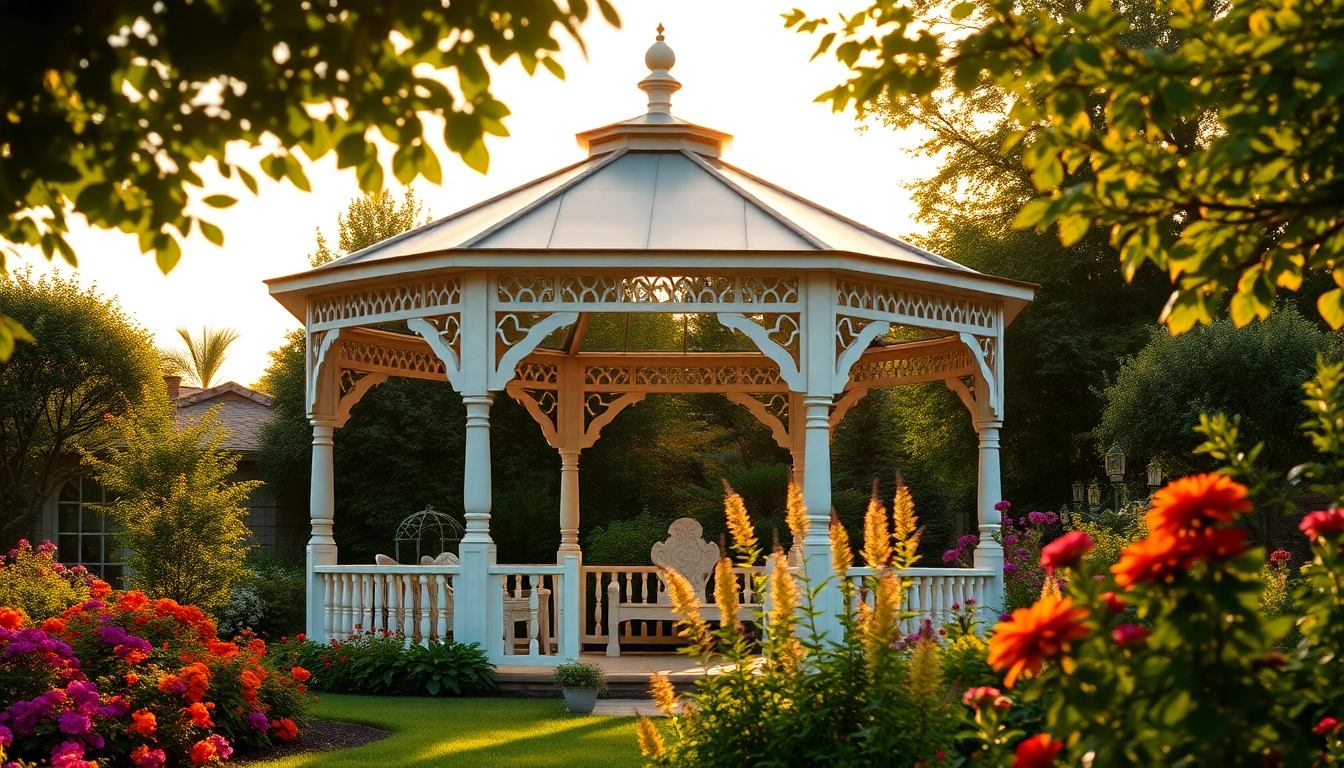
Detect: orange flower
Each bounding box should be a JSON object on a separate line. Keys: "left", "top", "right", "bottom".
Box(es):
{"left": 240, "top": 669, "right": 264, "bottom": 704}
{"left": 291, "top": 666, "right": 311, "bottom": 682}
{"left": 90, "top": 579, "right": 112, "bottom": 598}
{"left": 1148, "top": 473, "right": 1250, "bottom": 536}
{"left": 249, "top": 638, "right": 267, "bottom": 656}
{"left": 988, "top": 596, "right": 1090, "bottom": 688}
{"left": 125, "top": 672, "right": 140, "bottom": 686}
{"left": 1013, "top": 733, "right": 1064, "bottom": 768}
{"left": 206, "top": 641, "right": 239, "bottom": 659}
{"left": 190, "top": 739, "right": 217, "bottom": 764}
{"left": 0, "top": 606, "right": 26, "bottom": 630}
{"left": 118, "top": 591, "right": 148, "bottom": 611}
{"left": 272, "top": 717, "right": 298, "bottom": 741}
{"left": 1112, "top": 528, "right": 1247, "bottom": 588}
{"left": 180, "top": 663, "right": 212, "bottom": 703}
{"left": 40, "top": 617, "right": 67, "bottom": 634}
{"left": 131, "top": 708, "right": 157, "bottom": 736}
{"left": 184, "top": 701, "right": 215, "bottom": 728}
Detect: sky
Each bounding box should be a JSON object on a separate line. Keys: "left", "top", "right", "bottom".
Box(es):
{"left": 26, "top": 1, "right": 939, "bottom": 387}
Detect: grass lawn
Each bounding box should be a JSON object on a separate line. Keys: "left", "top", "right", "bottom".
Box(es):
{"left": 247, "top": 694, "right": 645, "bottom": 768}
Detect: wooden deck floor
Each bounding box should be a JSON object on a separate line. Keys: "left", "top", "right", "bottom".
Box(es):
{"left": 494, "top": 651, "right": 727, "bottom": 696}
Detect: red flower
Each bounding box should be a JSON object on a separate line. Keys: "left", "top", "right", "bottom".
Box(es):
{"left": 1315, "top": 717, "right": 1341, "bottom": 735}
{"left": 131, "top": 708, "right": 157, "bottom": 737}
{"left": 125, "top": 672, "right": 140, "bottom": 686}
{"left": 1301, "top": 510, "right": 1344, "bottom": 541}
{"left": 1111, "top": 624, "right": 1151, "bottom": 646}
{"left": 41, "top": 616, "right": 67, "bottom": 633}
{"left": 291, "top": 666, "right": 312, "bottom": 682}
{"left": 989, "top": 596, "right": 1090, "bottom": 688}
{"left": 190, "top": 739, "right": 217, "bottom": 764}
{"left": 1100, "top": 592, "right": 1127, "bottom": 613}
{"left": 249, "top": 638, "right": 268, "bottom": 656}
{"left": 1013, "top": 733, "right": 1064, "bottom": 768}
{"left": 295, "top": 633, "right": 306, "bottom": 642}
{"left": 1148, "top": 473, "right": 1250, "bottom": 535}
{"left": 272, "top": 717, "right": 298, "bottom": 741}
{"left": 962, "top": 686, "right": 1001, "bottom": 709}
{"left": 118, "top": 592, "right": 148, "bottom": 611}
{"left": 0, "top": 606, "right": 25, "bottom": 631}
{"left": 1040, "top": 532, "right": 1095, "bottom": 570}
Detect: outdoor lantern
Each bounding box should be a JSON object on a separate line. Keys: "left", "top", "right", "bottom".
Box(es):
{"left": 1060, "top": 507, "right": 1071, "bottom": 526}
{"left": 1071, "top": 480, "right": 1086, "bottom": 504}
{"left": 1147, "top": 458, "right": 1163, "bottom": 489}
{"left": 1105, "top": 443, "right": 1126, "bottom": 483}
{"left": 1087, "top": 480, "right": 1101, "bottom": 507}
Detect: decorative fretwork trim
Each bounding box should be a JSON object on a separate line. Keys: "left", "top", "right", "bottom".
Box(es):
{"left": 339, "top": 340, "right": 446, "bottom": 379}
{"left": 310, "top": 278, "right": 460, "bottom": 328}
{"left": 495, "top": 275, "right": 801, "bottom": 307}
{"left": 847, "top": 348, "right": 973, "bottom": 386}
{"left": 836, "top": 279, "right": 995, "bottom": 331}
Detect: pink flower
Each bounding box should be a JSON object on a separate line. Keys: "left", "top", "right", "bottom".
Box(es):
{"left": 1301, "top": 510, "right": 1344, "bottom": 541}
{"left": 1315, "top": 717, "right": 1340, "bottom": 735}
{"left": 1040, "top": 532, "right": 1095, "bottom": 570}
{"left": 995, "top": 500, "right": 1012, "bottom": 512}
{"left": 208, "top": 734, "right": 233, "bottom": 760}
{"left": 962, "top": 686, "right": 1002, "bottom": 709}
{"left": 1112, "top": 624, "right": 1151, "bottom": 646}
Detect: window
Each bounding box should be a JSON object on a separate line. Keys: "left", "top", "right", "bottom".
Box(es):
{"left": 56, "top": 477, "right": 123, "bottom": 588}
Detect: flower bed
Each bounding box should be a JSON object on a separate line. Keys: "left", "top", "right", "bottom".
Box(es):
{"left": 0, "top": 589, "right": 309, "bottom": 766}
{"left": 271, "top": 631, "right": 495, "bottom": 697}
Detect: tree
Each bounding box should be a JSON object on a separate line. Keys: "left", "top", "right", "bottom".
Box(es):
{"left": 0, "top": 271, "right": 160, "bottom": 544}
{"left": 0, "top": 1, "right": 620, "bottom": 360}
{"left": 85, "top": 387, "right": 259, "bottom": 611}
{"left": 309, "top": 187, "right": 431, "bottom": 267}
{"left": 788, "top": 0, "right": 1344, "bottom": 334}
{"left": 161, "top": 325, "right": 241, "bottom": 389}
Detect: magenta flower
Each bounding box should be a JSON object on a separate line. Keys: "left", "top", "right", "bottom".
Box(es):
{"left": 247, "top": 710, "right": 270, "bottom": 731}
{"left": 0, "top": 724, "right": 11, "bottom": 747}
{"left": 994, "top": 500, "right": 1012, "bottom": 512}
{"left": 942, "top": 550, "right": 960, "bottom": 563}
{"left": 208, "top": 734, "right": 234, "bottom": 759}
{"left": 57, "top": 710, "right": 91, "bottom": 735}
{"left": 134, "top": 748, "right": 167, "bottom": 768}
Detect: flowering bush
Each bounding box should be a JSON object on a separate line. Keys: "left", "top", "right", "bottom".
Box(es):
{"left": 0, "top": 589, "right": 309, "bottom": 766}
{"left": 271, "top": 632, "right": 494, "bottom": 697}
{"left": 993, "top": 508, "right": 1060, "bottom": 612}
{"left": 0, "top": 540, "right": 101, "bottom": 624}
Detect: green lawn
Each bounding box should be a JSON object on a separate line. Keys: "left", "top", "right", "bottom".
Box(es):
{"left": 249, "top": 695, "right": 645, "bottom": 768}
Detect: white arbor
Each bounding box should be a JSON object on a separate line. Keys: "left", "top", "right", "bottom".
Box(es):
{"left": 266, "top": 30, "right": 1035, "bottom": 664}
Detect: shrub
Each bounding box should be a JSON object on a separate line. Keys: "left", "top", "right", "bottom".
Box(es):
{"left": 272, "top": 633, "right": 495, "bottom": 697}
{"left": 0, "top": 588, "right": 309, "bottom": 766}
{"left": 584, "top": 511, "right": 675, "bottom": 566}
{"left": 993, "top": 508, "right": 1061, "bottom": 612}
{"left": 1066, "top": 507, "right": 1148, "bottom": 575}
{"left": 216, "top": 554, "right": 306, "bottom": 640}
{"left": 554, "top": 659, "right": 607, "bottom": 693}
{"left": 0, "top": 540, "right": 98, "bottom": 623}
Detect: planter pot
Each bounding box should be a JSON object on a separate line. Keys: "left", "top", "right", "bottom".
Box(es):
{"left": 562, "top": 687, "right": 599, "bottom": 714}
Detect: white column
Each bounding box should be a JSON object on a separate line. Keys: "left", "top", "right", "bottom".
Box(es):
{"left": 973, "top": 417, "right": 1005, "bottom": 612}
{"left": 306, "top": 419, "right": 338, "bottom": 640}
{"left": 557, "top": 449, "right": 581, "bottom": 562}
{"left": 800, "top": 397, "right": 832, "bottom": 563}
{"left": 455, "top": 393, "right": 495, "bottom": 650}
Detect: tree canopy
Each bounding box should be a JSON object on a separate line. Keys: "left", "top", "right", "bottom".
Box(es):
{"left": 789, "top": 0, "right": 1344, "bottom": 334}
{"left": 0, "top": 0, "right": 619, "bottom": 358}
{"left": 162, "top": 325, "right": 241, "bottom": 389}
{"left": 309, "top": 187, "right": 431, "bottom": 267}
{"left": 0, "top": 271, "right": 160, "bottom": 545}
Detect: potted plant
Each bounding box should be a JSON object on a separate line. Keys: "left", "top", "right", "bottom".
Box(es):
{"left": 554, "top": 659, "right": 607, "bottom": 714}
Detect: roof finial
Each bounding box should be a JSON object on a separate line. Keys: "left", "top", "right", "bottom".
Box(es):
{"left": 640, "top": 25, "right": 680, "bottom": 115}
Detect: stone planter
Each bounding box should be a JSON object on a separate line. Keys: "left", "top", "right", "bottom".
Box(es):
{"left": 562, "top": 686, "right": 599, "bottom": 714}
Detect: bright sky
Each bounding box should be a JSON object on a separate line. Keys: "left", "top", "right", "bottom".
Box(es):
{"left": 26, "top": 1, "right": 938, "bottom": 387}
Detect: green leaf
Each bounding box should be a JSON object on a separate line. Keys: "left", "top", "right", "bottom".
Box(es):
{"left": 950, "top": 2, "right": 976, "bottom": 19}
{"left": 1318, "top": 288, "right": 1344, "bottom": 329}
{"left": 1057, "top": 213, "right": 1089, "bottom": 247}
{"left": 1011, "top": 198, "right": 1052, "bottom": 229}
{"left": 1031, "top": 155, "right": 1064, "bottom": 191}
{"left": 356, "top": 158, "right": 384, "bottom": 193}
{"left": 461, "top": 140, "right": 489, "bottom": 174}
{"left": 202, "top": 195, "right": 237, "bottom": 208}
{"left": 284, "top": 154, "right": 311, "bottom": 192}
{"left": 199, "top": 220, "right": 224, "bottom": 247}
{"left": 237, "top": 169, "right": 259, "bottom": 195}
{"left": 155, "top": 234, "right": 183, "bottom": 273}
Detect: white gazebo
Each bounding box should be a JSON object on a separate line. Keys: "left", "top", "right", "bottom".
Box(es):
{"left": 266, "top": 30, "right": 1035, "bottom": 665}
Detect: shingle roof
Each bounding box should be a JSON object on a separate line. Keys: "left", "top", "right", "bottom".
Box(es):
{"left": 174, "top": 382, "right": 274, "bottom": 454}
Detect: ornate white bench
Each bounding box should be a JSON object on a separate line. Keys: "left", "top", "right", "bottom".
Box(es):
{"left": 604, "top": 518, "right": 757, "bottom": 657}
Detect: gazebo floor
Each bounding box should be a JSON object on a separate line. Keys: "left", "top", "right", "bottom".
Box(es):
{"left": 494, "top": 651, "right": 728, "bottom": 698}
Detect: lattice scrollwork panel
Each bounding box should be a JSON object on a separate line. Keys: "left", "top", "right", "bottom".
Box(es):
{"left": 340, "top": 340, "right": 446, "bottom": 378}
{"left": 977, "top": 336, "right": 997, "bottom": 372}
{"left": 584, "top": 392, "right": 631, "bottom": 432}
{"left": 847, "top": 349, "right": 972, "bottom": 384}
{"left": 560, "top": 276, "right": 620, "bottom": 303}
{"left": 835, "top": 315, "right": 879, "bottom": 357}
{"left": 311, "top": 278, "right": 460, "bottom": 326}
{"left": 631, "top": 366, "right": 784, "bottom": 388}
{"left": 495, "top": 312, "right": 558, "bottom": 363}
{"left": 515, "top": 363, "right": 559, "bottom": 386}
{"left": 836, "top": 279, "right": 995, "bottom": 330}
{"left": 752, "top": 393, "right": 789, "bottom": 425}
{"left": 497, "top": 275, "right": 801, "bottom": 306}
{"left": 585, "top": 366, "right": 633, "bottom": 387}
{"left": 750, "top": 313, "right": 801, "bottom": 362}
{"left": 339, "top": 369, "right": 381, "bottom": 397}
{"left": 741, "top": 277, "right": 799, "bottom": 304}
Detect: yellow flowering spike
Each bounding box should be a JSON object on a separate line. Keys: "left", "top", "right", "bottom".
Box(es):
{"left": 892, "top": 480, "right": 921, "bottom": 569}
{"left": 855, "top": 594, "right": 873, "bottom": 631}
{"left": 660, "top": 566, "right": 708, "bottom": 648}
{"left": 713, "top": 557, "right": 741, "bottom": 643}
{"left": 767, "top": 552, "right": 802, "bottom": 665}
{"left": 1040, "top": 571, "right": 1061, "bottom": 599}
{"left": 650, "top": 673, "right": 678, "bottom": 716}
{"left": 786, "top": 480, "right": 808, "bottom": 544}
{"left": 863, "top": 570, "right": 902, "bottom": 664}
{"left": 830, "top": 509, "right": 853, "bottom": 581}
{"left": 907, "top": 634, "right": 945, "bottom": 699}
{"left": 636, "top": 715, "right": 665, "bottom": 758}
{"left": 722, "top": 480, "right": 758, "bottom": 556}
{"left": 862, "top": 481, "right": 892, "bottom": 570}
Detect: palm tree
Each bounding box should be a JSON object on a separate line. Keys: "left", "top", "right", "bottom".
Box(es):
{"left": 161, "top": 326, "right": 240, "bottom": 389}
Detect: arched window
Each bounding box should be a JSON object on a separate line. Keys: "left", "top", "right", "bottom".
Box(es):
{"left": 56, "top": 477, "right": 123, "bottom": 587}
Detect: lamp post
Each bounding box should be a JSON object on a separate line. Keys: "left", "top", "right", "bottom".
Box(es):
{"left": 1146, "top": 458, "right": 1163, "bottom": 496}
{"left": 1105, "top": 443, "right": 1126, "bottom": 514}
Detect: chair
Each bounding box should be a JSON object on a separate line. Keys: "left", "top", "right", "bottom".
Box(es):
{"left": 605, "top": 518, "right": 755, "bottom": 657}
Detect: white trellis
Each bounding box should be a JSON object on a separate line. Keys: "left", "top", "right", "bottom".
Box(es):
{"left": 267, "top": 28, "right": 1035, "bottom": 665}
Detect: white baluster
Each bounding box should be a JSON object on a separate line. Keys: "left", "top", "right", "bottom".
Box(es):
{"left": 323, "top": 573, "right": 335, "bottom": 640}
{"left": 436, "top": 575, "right": 450, "bottom": 641}
{"left": 594, "top": 572, "right": 605, "bottom": 637}
{"left": 528, "top": 587, "right": 540, "bottom": 656}
{"left": 352, "top": 573, "right": 364, "bottom": 635}
{"left": 419, "top": 574, "right": 431, "bottom": 644}
{"left": 401, "top": 576, "right": 414, "bottom": 645}
{"left": 387, "top": 573, "right": 401, "bottom": 635}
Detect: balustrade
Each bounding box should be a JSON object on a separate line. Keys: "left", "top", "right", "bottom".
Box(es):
{"left": 314, "top": 565, "right": 456, "bottom": 645}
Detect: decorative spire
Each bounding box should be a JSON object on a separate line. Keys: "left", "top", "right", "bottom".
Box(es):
{"left": 639, "top": 24, "right": 680, "bottom": 115}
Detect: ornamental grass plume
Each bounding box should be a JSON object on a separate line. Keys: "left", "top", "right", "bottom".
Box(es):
{"left": 785, "top": 480, "right": 807, "bottom": 544}
{"left": 766, "top": 552, "right": 803, "bottom": 666}
{"left": 636, "top": 714, "right": 665, "bottom": 759}
{"left": 661, "top": 566, "right": 709, "bottom": 652}
{"left": 862, "top": 479, "right": 892, "bottom": 569}
{"left": 863, "top": 570, "right": 902, "bottom": 664}
{"left": 830, "top": 509, "right": 853, "bottom": 581}
{"left": 712, "top": 558, "right": 741, "bottom": 644}
{"left": 722, "top": 480, "right": 758, "bottom": 557}
{"left": 1039, "top": 572, "right": 1061, "bottom": 599}
{"left": 650, "top": 673, "right": 678, "bottom": 716}
{"left": 892, "top": 477, "right": 921, "bottom": 569}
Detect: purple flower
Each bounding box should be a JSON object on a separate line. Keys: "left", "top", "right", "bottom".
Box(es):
{"left": 66, "top": 681, "right": 99, "bottom": 714}
{"left": 994, "top": 500, "right": 1012, "bottom": 512}
{"left": 998, "top": 613, "right": 1011, "bottom": 622}
{"left": 81, "top": 600, "right": 104, "bottom": 610}
{"left": 97, "top": 626, "right": 128, "bottom": 645}
{"left": 942, "top": 550, "right": 960, "bottom": 563}
{"left": 1016, "top": 547, "right": 1030, "bottom": 560}
{"left": 965, "top": 598, "right": 976, "bottom": 606}
{"left": 1004, "top": 562, "right": 1019, "bottom": 574}
{"left": 58, "top": 710, "right": 91, "bottom": 735}
{"left": 1028, "top": 511, "right": 1049, "bottom": 525}
{"left": 208, "top": 734, "right": 234, "bottom": 759}
{"left": 956, "top": 534, "right": 979, "bottom": 549}
{"left": 134, "top": 748, "right": 167, "bottom": 768}
{"left": 247, "top": 711, "right": 270, "bottom": 731}
{"left": 50, "top": 740, "right": 86, "bottom": 768}
{"left": 1005, "top": 534, "right": 1020, "bottom": 545}
{"left": 0, "top": 724, "right": 10, "bottom": 747}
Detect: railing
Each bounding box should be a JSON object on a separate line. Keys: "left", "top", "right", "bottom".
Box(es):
{"left": 580, "top": 565, "right": 765, "bottom": 648}
{"left": 847, "top": 567, "right": 996, "bottom": 633}
{"left": 314, "top": 565, "right": 457, "bottom": 644}
{"left": 488, "top": 558, "right": 580, "bottom": 664}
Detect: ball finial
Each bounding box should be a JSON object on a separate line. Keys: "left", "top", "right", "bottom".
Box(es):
{"left": 645, "top": 24, "right": 675, "bottom": 71}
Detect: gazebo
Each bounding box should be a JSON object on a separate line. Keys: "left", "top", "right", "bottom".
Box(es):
{"left": 266, "top": 30, "right": 1035, "bottom": 665}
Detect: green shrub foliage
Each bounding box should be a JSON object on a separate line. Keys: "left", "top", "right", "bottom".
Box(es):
{"left": 273, "top": 634, "right": 495, "bottom": 697}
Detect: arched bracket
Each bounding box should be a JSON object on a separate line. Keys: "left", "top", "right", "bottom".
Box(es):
{"left": 408, "top": 317, "right": 461, "bottom": 390}
{"left": 335, "top": 372, "right": 388, "bottom": 428}
{"left": 491, "top": 312, "right": 579, "bottom": 390}
{"left": 726, "top": 393, "right": 792, "bottom": 449}
{"left": 306, "top": 328, "right": 342, "bottom": 417}
{"left": 947, "top": 376, "right": 977, "bottom": 414}
{"left": 717, "top": 312, "right": 804, "bottom": 391}
{"left": 581, "top": 392, "right": 645, "bottom": 449}
{"left": 956, "top": 332, "right": 1000, "bottom": 418}
{"left": 829, "top": 387, "right": 869, "bottom": 435}
{"left": 834, "top": 320, "right": 889, "bottom": 394}
{"left": 506, "top": 384, "right": 560, "bottom": 448}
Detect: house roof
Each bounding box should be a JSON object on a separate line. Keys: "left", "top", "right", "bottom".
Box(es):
{"left": 174, "top": 382, "right": 274, "bottom": 455}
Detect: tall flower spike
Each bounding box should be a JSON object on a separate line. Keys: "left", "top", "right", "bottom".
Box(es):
{"left": 863, "top": 570, "right": 902, "bottom": 664}
{"left": 892, "top": 478, "right": 920, "bottom": 568}
{"left": 713, "top": 557, "right": 741, "bottom": 643}
{"left": 767, "top": 552, "right": 802, "bottom": 666}
{"left": 722, "top": 480, "right": 758, "bottom": 556}
{"left": 636, "top": 715, "right": 665, "bottom": 758}
{"left": 661, "top": 566, "right": 708, "bottom": 647}
{"left": 786, "top": 480, "right": 807, "bottom": 543}
{"left": 830, "top": 509, "right": 853, "bottom": 581}
{"left": 862, "top": 479, "right": 892, "bottom": 569}
{"left": 650, "top": 673, "right": 678, "bottom": 716}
